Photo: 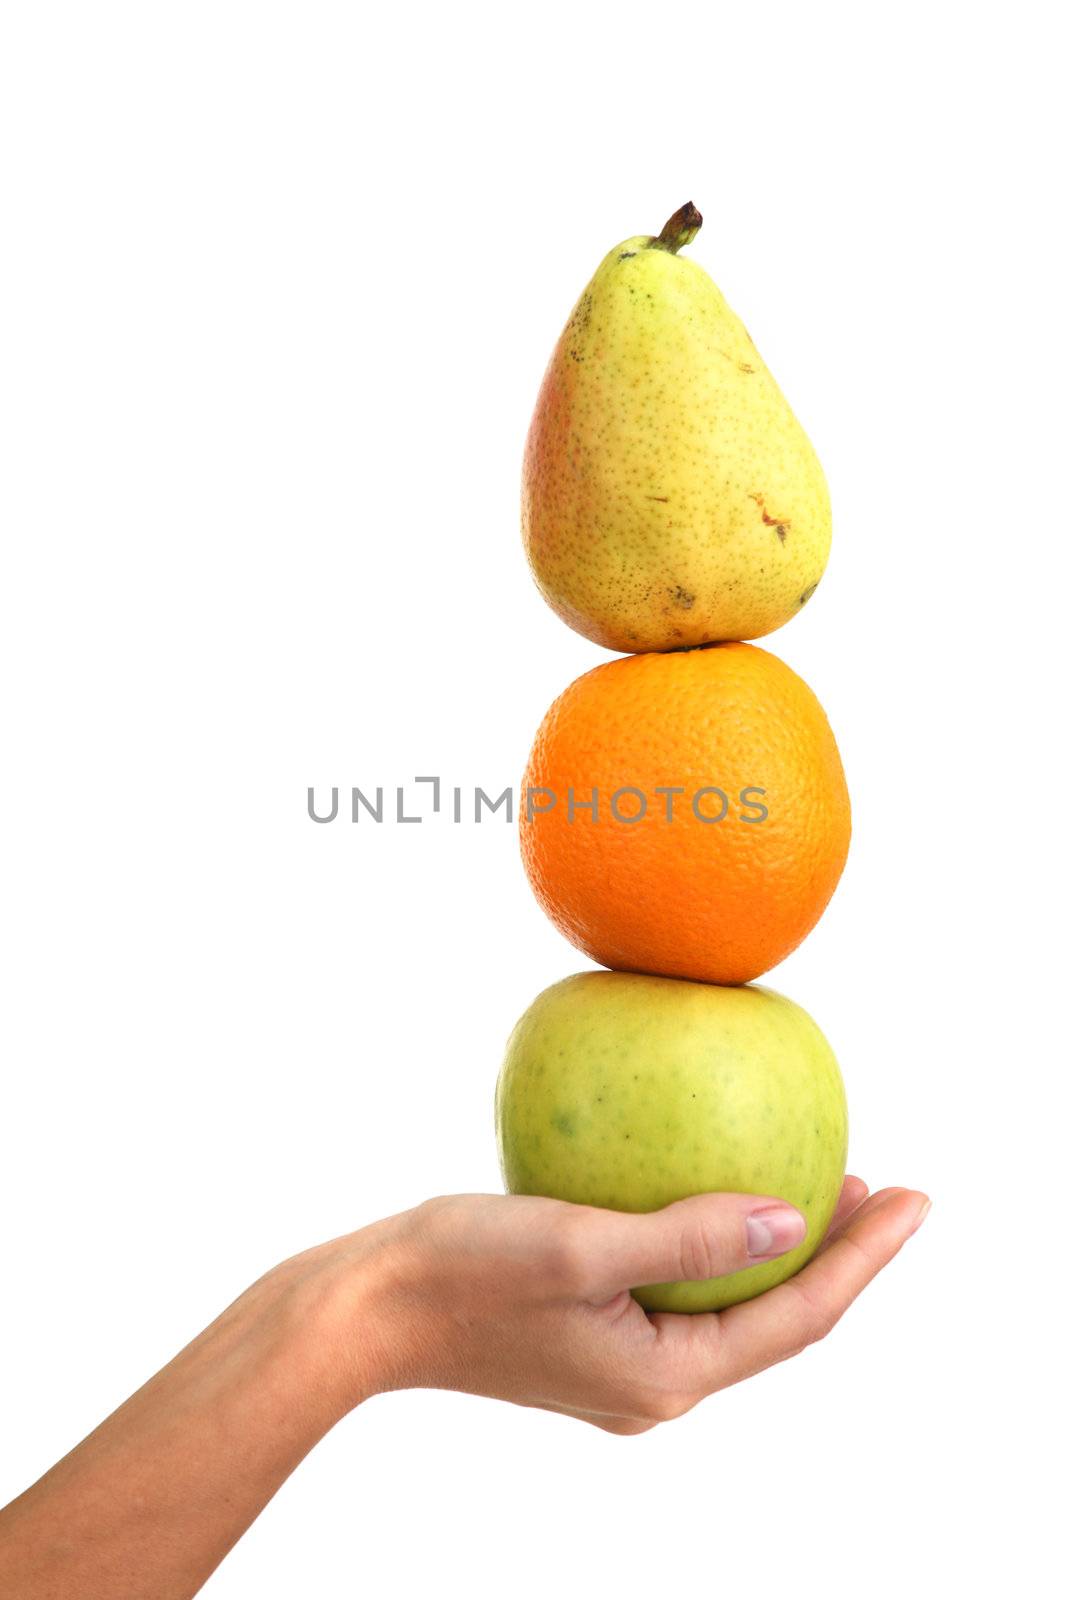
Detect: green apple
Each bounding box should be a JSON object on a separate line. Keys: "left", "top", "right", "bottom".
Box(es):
{"left": 495, "top": 971, "right": 847, "bottom": 1312}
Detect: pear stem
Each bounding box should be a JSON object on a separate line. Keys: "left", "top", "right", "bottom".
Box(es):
{"left": 652, "top": 201, "right": 702, "bottom": 254}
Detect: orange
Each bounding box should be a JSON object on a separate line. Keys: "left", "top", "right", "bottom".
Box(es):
{"left": 520, "top": 642, "right": 850, "bottom": 985}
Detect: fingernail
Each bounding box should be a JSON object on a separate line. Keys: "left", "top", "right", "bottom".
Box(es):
{"left": 746, "top": 1205, "right": 807, "bottom": 1259}
{"left": 909, "top": 1198, "right": 932, "bottom": 1236}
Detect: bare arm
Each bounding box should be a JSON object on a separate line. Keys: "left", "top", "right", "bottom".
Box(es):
{"left": 0, "top": 1182, "right": 928, "bottom": 1597}
{"left": 0, "top": 1219, "right": 396, "bottom": 1598}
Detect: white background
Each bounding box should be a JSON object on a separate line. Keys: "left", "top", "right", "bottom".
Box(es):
{"left": 2, "top": 4, "right": 1064, "bottom": 1596}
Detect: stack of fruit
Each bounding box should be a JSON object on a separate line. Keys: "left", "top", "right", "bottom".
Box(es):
{"left": 496, "top": 204, "right": 852, "bottom": 1312}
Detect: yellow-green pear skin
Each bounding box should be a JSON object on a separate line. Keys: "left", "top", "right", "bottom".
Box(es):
{"left": 521, "top": 203, "right": 831, "bottom": 651}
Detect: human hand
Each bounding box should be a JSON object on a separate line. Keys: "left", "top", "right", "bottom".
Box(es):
{"left": 326, "top": 1178, "right": 930, "bottom": 1432}
{"left": 0, "top": 1179, "right": 928, "bottom": 1598}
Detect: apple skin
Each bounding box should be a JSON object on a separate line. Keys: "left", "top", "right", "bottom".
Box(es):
{"left": 495, "top": 971, "right": 847, "bottom": 1312}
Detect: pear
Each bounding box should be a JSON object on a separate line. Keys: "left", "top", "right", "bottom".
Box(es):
{"left": 522, "top": 203, "right": 831, "bottom": 651}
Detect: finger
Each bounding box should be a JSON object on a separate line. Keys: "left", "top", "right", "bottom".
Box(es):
{"left": 818, "top": 1184, "right": 914, "bottom": 1251}
{"left": 714, "top": 1187, "right": 930, "bottom": 1382}
{"left": 816, "top": 1174, "right": 870, "bottom": 1253}
{"left": 569, "top": 1192, "right": 808, "bottom": 1302}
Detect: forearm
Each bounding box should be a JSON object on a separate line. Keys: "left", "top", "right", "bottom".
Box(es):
{"left": 0, "top": 1188, "right": 927, "bottom": 1594}
{"left": 0, "top": 1236, "right": 392, "bottom": 1600}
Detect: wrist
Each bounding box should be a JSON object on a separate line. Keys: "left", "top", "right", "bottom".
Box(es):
{"left": 272, "top": 1210, "right": 429, "bottom": 1419}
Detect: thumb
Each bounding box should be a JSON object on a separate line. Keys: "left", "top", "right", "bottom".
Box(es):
{"left": 573, "top": 1194, "right": 808, "bottom": 1301}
